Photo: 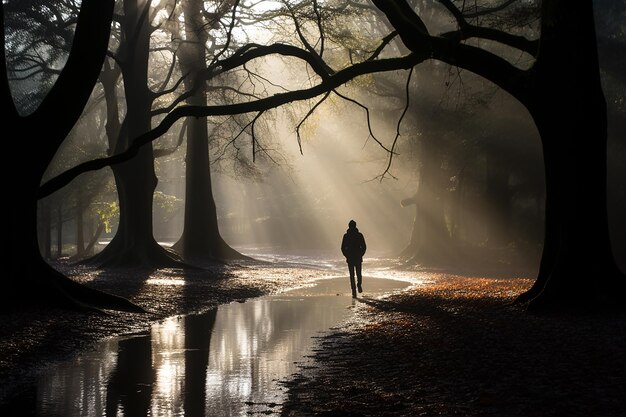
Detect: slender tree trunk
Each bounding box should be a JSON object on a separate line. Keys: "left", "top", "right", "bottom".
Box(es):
{"left": 72, "top": 217, "right": 103, "bottom": 260}
{"left": 84, "top": 216, "right": 94, "bottom": 256}
{"left": 76, "top": 188, "right": 85, "bottom": 255}
{"left": 83, "top": 223, "right": 105, "bottom": 257}
{"left": 56, "top": 202, "right": 63, "bottom": 258}
{"left": 400, "top": 194, "right": 419, "bottom": 258}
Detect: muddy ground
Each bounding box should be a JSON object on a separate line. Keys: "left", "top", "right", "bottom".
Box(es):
{"left": 1, "top": 258, "right": 625, "bottom": 416}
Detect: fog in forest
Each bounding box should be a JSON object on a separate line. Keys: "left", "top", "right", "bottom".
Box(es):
{"left": 38, "top": 67, "right": 546, "bottom": 263}
{"left": 10, "top": 0, "right": 622, "bottom": 271}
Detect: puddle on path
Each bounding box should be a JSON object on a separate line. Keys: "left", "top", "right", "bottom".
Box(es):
{"left": 4, "top": 276, "right": 410, "bottom": 416}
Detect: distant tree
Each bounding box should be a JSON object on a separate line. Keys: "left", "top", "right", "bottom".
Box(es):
{"left": 397, "top": 101, "right": 457, "bottom": 264}
{"left": 41, "top": 106, "right": 114, "bottom": 261}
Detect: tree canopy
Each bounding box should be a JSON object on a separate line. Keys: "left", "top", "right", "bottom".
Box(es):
{"left": 3, "top": 0, "right": 624, "bottom": 312}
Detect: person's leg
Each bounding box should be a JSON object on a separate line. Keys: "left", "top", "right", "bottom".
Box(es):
{"left": 356, "top": 262, "right": 363, "bottom": 292}
{"left": 348, "top": 263, "right": 357, "bottom": 297}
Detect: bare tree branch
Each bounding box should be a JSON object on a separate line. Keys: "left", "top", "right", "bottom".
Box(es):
{"left": 152, "top": 70, "right": 190, "bottom": 100}
{"left": 209, "top": 42, "right": 334, "bottom": 80}
{"left": 366, "top": 31, "right": 399, "bottom": 61}
{"left": 312, "top": 0, "right": 325, "bottom": 57}
{"left": 462, "top": 0, "right": 519, "bottom": 19}
{"left": 372, "top": 0, "right": 531, "bottom": 103}
{"left": 39, "top": 52, "right": 424, "bottom": 198}
{"left": 379, "top": 66, "right": 413, "bottom": 181}
{"left": 213, "top": 115, "right": 254, "bottom": 162}
{"left": 154, "top": 47, "right": 180, "bottom": 94}
{"left": 332, "top": 89, "right": 395, "bottom": 154}
{"left": 250, "top": 111, "right": 264, "bottom": 162}
{"left": 284, "top": 1, "right": 318, "bottom": 57}
{"left": 295, "top": 91, "right": 331, "bottom": 155}
{"left": 208, "top": 0, "right": 241, "bottom": 67}
{"left": 153, "top": 118, "right": 188, "bottom": 158}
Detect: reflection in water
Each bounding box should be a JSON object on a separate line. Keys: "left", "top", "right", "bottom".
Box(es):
{"left": 12, "top": 277, "right": 409, "bottom": 417}
{"left": 37, "top": 340, "right": 118, "bottom": 417}
{"left": 204, "top": 296, "right": 351, "bottom": 416}
{"left": 106, "top": 335, "right": 154, "bottom": 417}
{"left": 184, "top": 311, "right": 217, "bottom": 417}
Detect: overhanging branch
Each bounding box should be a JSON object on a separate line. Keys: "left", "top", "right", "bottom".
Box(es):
{"left": 39, "top": 52, "right": 424, "bottom": 198}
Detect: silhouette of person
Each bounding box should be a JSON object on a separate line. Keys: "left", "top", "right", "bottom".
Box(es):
{"left": 341, "top": 220, "right": 366, "bottom": 298}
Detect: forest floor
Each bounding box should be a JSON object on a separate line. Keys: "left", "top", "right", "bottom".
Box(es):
{"left": 1, "top": 253, "right": 625, "bottom": 416}
{"left": 280, "top": 274, "right": 626, "bottom": 417}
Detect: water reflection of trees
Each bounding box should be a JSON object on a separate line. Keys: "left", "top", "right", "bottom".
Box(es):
{"left": 205, "top": 296, "right": 351, "bottom": 414}
{"left": 184, "top": 310, "right": 218, "bottom": 417}
{"left": 36, "top": 339, "right": 118, "bottom": 417}
{"left": 106, "top": 335, "right": 155, "bottom": 417}
{"left": 30, "top": 293, "right": 355, "bottom": 417}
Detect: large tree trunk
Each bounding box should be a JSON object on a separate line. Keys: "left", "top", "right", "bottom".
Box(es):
{"left": 172, "top": 96, "right": 246, "bottom": 261}
{"left": 2, "top": 0, "right": 142, "bottom": 312}
{"left": 94, "top": 153, "right": 181, "bottom": 267}
{"left": 372, "top": 0, "right": 624, "bottom": 311}
{"left": 517, "top": 0, "right": 625, "bottom": 310}
{"left": 87, "top": 0, "right": 182, "bottom": 268}
{"left": 6, "top": 172, "right": 141, "bottom": 312}
{"left": 171, "top": 0, "right": 248, "bottom": 262}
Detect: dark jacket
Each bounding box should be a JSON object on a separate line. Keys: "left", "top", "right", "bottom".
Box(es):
{"left": 341, "top": 228, "right": 366, "bottom": 264}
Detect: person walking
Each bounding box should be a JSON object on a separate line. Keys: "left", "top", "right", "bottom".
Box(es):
{"left": 341, "top": 220, "right": 366, "bottom": 298}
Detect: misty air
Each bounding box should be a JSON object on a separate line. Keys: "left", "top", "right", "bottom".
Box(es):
{"left": 2, "top": 1, "right": 625, "bottom": 416}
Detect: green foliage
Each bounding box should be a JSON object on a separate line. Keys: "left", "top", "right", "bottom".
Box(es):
{"left": 94, "top": 201, "right": 119, "bottom": 234}
{"left": 153, "top": 191, "right": 183, "bottom": 216}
